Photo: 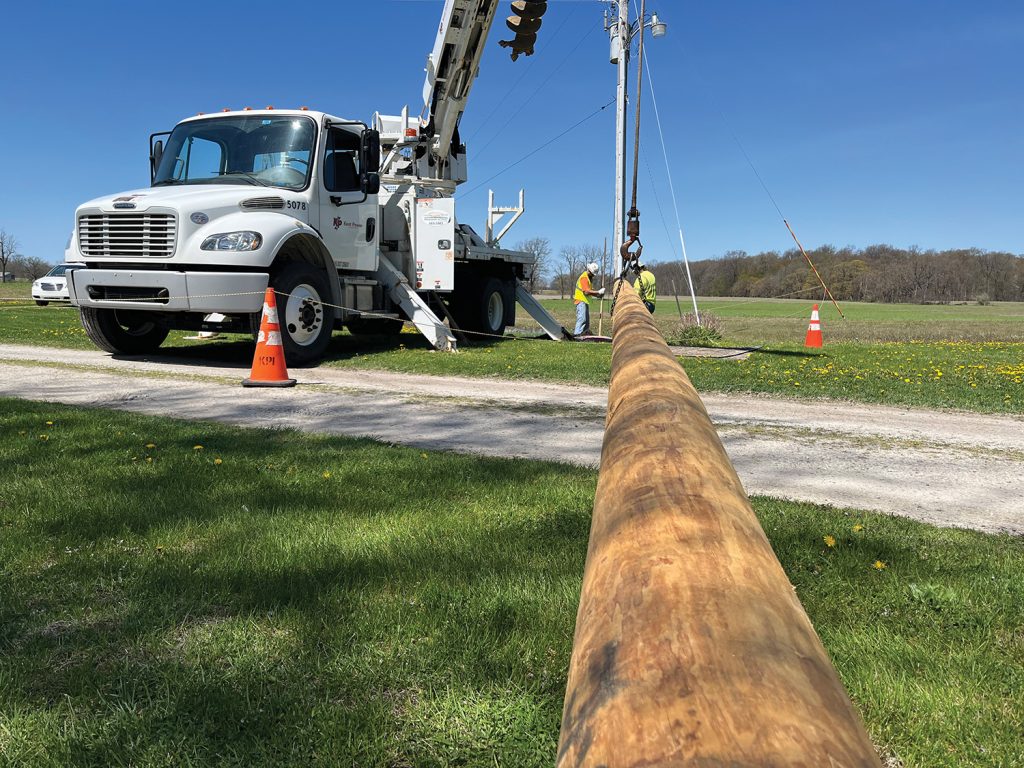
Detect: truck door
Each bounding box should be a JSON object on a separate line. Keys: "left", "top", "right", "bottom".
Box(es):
{"left": 317, "top": 125, "right": 378, "bottom": 272}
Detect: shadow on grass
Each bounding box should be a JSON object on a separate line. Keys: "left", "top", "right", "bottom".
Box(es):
{"left": 755, "top": 348, "right": 826, "bottom": 359}
{"left": 4, "top": 441, "right": 589, "bottom": 764}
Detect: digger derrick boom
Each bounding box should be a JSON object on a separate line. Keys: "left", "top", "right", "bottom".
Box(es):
{"left": 422, "top": 0, "right": 500, "bottom": 165}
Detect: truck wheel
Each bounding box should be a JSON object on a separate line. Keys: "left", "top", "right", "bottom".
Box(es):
{"left": 80, "top": 307, "right": 170, "bottom": 355}
{"left": 36, "top": 300, "right": 49, "bottom": 306}
{"left": 476, "top": 277, "right": 510, "bottom": 337}
{"left": 270, "top": 263, "right": 333, "bottom": 365}
{"left": 347, "top": 316, "right": 404, "bottom": 336}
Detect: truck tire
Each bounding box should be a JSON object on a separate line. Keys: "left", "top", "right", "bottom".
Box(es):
{"left": 347, "top": 316, "right": 404, "bottom": 336}
{"left": 36, "top": 300, "right": 49, "bottom": 307}
{"left": 80, "top": 307, "right": 170, "bottom": 355}
{"left": 475, "top": 277, "right": 511, "bottom": 338}
{"left": 270, "top": 263, "right": 333, "bottom": 365}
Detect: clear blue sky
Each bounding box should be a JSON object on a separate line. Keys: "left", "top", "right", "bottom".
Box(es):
{"left": 1, "top": 0, "right": 1021, "bottom": 267}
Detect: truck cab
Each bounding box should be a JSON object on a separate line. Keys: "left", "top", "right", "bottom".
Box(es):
{"left": 67, "top": 109, "right": 394, "bottom": 362}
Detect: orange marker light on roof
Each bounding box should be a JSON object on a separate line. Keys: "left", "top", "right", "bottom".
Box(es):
{"left": 243, "top": 107, "right": 252, "bottom": 111}
{"left": 222, "top": 108, "right": 231, "bottom": 112}
{"left": 300, "top": 106, "right": 309, "bottom": 111}
{"left": 266, "top": 105, "right": 274, "bottom": 110}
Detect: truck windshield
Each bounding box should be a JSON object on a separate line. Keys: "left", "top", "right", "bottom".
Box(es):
{"left": 153, "top": 115, "right": 316, "bottom": 190}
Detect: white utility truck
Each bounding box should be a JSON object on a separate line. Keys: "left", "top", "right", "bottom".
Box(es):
{"left": 65, "top": 0, "right": 563, "bottom": 364}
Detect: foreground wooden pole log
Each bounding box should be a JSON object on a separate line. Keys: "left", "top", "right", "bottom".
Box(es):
{"left": 557, "top": 280, "right": 880, "bottom": 767}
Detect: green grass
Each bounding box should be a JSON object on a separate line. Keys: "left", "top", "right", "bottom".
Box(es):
{"left": 4, "top": 299, "right": 1023, "bottom": 414}
{"left": 531, "top": 295, "right": 1024, "bottom": 344}
{"left": 0, "top": 280, "right": 31, "bottom": 300}
{"left": 2, "top": 400, "right": 1023, "bottom": 766}
{"left": 684, "top": 340, "right": 1024, "bottom": 413}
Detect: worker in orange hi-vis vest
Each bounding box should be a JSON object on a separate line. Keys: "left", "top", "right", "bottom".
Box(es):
{"left": 573, "top": 262, "right": 605, "bottom": 336}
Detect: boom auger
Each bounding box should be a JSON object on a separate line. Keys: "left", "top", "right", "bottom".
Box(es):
{"left": 66, "top": 1, "right": 564, "bottom": 364}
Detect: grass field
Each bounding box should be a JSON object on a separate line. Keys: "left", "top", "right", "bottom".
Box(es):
{"left": 3, "top": 291, "right": 1023, "bottom": 414}
{"left": 531, "top": 295, "right": 1024, "bottom": 344}
{"left": 1, "top": 400, "right": 1022, "bottom": 766}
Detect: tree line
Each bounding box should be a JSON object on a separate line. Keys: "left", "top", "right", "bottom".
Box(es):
{"left": 0, "top": 229, "right": 53, "bottom": 282}
{"left": 649, "top": 245, "right": 1024, "bottom": 304}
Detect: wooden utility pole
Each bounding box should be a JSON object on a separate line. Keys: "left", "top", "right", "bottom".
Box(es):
{"left": 557, "top": 279, "right": 880, "bottom": 767}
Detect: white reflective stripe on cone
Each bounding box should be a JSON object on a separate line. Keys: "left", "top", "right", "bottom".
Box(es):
{"left": 265, "top": 331, "right": 283, "bottom": 346}
{"left": 257, "top": 330, "right": 266, "bottom": 343}
{"left": 263, "top": 306, "right": 279, "bottom": 324}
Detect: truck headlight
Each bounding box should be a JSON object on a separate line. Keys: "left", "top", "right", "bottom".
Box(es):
{"left": 200, "top": 231, "right": 263, "bottom": 251}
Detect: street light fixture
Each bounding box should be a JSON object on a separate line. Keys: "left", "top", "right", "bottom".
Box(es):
{"left": 605, "top": 2, "right": 667, "bottom": 274}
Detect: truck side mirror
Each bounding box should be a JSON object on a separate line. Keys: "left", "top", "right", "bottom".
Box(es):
{"left": 360, "top": 129, "right": 381, "bottom": 173}
{"left": 361, "top": 172, "right": 381, "bottom": 196}
{"left": 150, "top": 139, "right": 164, "bottom": 183}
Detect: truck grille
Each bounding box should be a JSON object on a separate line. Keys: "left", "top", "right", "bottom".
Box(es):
{"left": 78, "top": 213, "right": 177, "bottom": 258}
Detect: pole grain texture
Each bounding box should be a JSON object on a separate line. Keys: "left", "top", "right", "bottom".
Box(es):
{"left": 557, "top": 279, "right": 881, "bottom": 766}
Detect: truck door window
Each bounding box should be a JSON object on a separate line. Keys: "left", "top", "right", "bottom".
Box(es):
{"left": 324, "top": 128, "right": 361, "bottom": 193}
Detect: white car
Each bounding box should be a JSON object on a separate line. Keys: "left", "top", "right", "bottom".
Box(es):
{"left": 32, "top": 264, "right": 80, "bottom": 306}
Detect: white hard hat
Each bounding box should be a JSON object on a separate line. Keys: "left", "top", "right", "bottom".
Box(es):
{"left": 587, "top": 262, "right": 599, "bottom": 274}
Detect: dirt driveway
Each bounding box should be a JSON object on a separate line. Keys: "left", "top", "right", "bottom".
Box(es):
{"left": 1, "top": 343, "right": 1021, "bottom": 535}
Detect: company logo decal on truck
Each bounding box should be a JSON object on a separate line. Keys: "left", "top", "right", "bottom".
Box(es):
{"left": 422, "top": 211, "right": 452, "bottom": 226}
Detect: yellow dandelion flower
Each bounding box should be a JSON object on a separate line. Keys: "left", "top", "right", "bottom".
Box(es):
{"left": 873, "top": 560, "right": 886, "bottom": 571}
{"left": 145, "top": 443, "right": 156, "bottom": 449}
{"left": 823, "top": 535, "right": 836, "bottom": 548}
{"left": 193, "top": 445, "right": 204, "bottom": 451}
{"left": 45, "top": 421, "right": 54, "bottom": 426}
{"left": 214, "top": 458, "right": 223, "bottom": 465}
{"left": 322, "top": 471, "right": 332, "bottom": 479}
{"left": 39, "top": 434, "right": 49, "bottom": 441}
{"left": 146, "top": 457, "right": 153, "bottom": 463}
{"left": 421, "top": 453, "right": 428, "bottom": 459}
{"left": 852, "top": 524, "right": 864, "bottom": 533}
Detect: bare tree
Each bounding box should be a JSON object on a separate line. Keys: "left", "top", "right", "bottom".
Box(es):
{"left": 558, "top": 245, "right": 583, "bottom": 299}
{"left": 514, "top": 237, "right": 551, "bottom": 293}
{"left": 12, "top": 256, "right": 53, "bottom": 281}
{"left": 0, "top": 229, "right": 18, "bottom": 282}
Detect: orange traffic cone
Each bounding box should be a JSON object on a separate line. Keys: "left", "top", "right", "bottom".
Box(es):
{"left": 804, "top": 304, "right": 823, "bottom": 348}
{"left": 243, "top": 288, "right": 297, "bottom": 387}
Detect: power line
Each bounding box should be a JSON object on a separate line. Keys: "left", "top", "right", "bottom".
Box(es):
{"left": 471, "top": 18, "right": 600, "bottom": 162}
{"left": 465, "top": 4, "right": 584, "bottom": 144}
{"left": 458, "top": 98, "right": 616, "bottom": 198}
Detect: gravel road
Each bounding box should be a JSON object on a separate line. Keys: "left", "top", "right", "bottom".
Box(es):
{"left": 1, "top": 343, "right": 1021, "bottom": 535}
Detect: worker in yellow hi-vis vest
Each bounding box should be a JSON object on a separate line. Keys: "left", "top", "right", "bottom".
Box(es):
{"left": 636, "top": 261, "right": 656, "bottom": 313}
{"left": 574, "top": 262, "right": 605, "bottom": 336}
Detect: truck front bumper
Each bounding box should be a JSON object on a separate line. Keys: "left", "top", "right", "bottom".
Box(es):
{"left": 67, "top": 269, "right": 269, "bottom": 314}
